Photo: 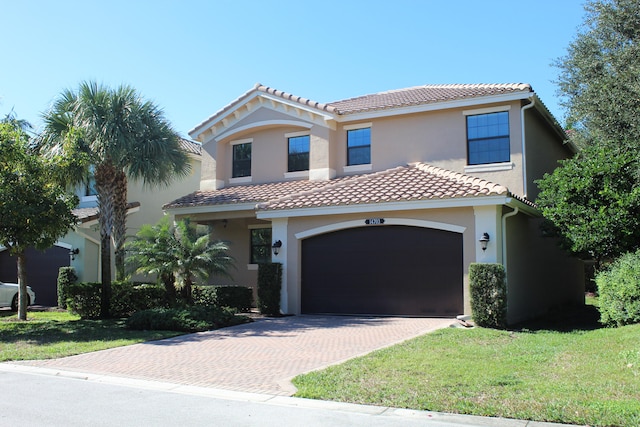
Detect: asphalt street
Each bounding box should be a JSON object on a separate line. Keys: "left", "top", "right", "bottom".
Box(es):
{"left": 0, "top": 366, "right": 570, "bottom": 427}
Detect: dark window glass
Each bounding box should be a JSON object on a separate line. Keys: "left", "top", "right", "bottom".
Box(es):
{"left": 467, "top": 112, "right": 510, "bottom": 165}
{"left": 347, "top": 127, "right": 371, "bottom": 166}
{"left": 288, "top": 135, "right": 310, "bottom": 172}
{"left": 85, "top": 174, "right": 97, "bottom": 197}
{"left": 232, "top": 143, "right": 251, "bottom": 178}
{"left": 250, "top": 228, "right": 272, "bottom": 264}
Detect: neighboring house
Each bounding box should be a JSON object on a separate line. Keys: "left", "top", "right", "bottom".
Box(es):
{"left": 0, "top": 139, "right": 202, "bottom": 306}
{"left": 165, "top": 83, "right": 584, "bottom": 325}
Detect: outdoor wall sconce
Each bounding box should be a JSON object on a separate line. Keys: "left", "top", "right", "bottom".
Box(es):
{"left": 69, "top": 248, "right": 80, "bottom": 260}
{"left": 272, "top": 240, "right": 282, "bottom": 255}
{"left": 479, "top": 233, "right": 490, "bottom": 251}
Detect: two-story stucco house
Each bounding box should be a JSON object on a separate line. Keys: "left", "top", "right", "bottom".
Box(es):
{"left": 165, "top": 83, "right": 584, "bottom": 324}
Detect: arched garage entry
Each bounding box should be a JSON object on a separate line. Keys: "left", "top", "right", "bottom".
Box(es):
{"left": 301, "top": 225, "right": 463, "bottom": 316}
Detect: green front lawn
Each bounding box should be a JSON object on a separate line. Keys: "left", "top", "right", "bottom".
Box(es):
{"left": 0, "top": 310, "right": 182, "bottom": 361}
{"left": 293, "top": 307, "right": 640, "bottom": 427}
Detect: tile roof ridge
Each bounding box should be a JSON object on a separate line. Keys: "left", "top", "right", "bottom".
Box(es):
{"left": 411, "top": 162, "right": 510, "bottom": 195}
{"left": 256, "top": 166, "right": 408, "bottom": 209}
{"left": 257, "top": 84, "right": 337, "bottom": 113}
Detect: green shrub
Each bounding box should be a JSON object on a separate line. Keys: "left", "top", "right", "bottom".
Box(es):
{"left": 67, "top": 281, "right": 168, "bottom": 319}
{"left": 194, "top": 285, "right": 253, "bottom": 311}
{"left": 56, "top": 267, "right": 77, "bottom": 309}
{"left": 257, "top": 263, "right": 282, "bottom": 316}
{"left": 469, "top": 263, "right": 507, "bottom": 329}
{"left": 125, "top": 305, "right": 250, "bottom": 332}
{"left": 597, "top": 250, "right": 640, "bottom": 327}
{"left": 66, "top": 282, "right": 101, "bottom": 319}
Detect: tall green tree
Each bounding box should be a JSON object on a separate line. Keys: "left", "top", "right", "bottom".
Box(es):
{"left": 555, "top": 0, "right": 640, "bottom": 149}
{"left": 537, "top": 0, "right": 640, "bottom": 262}
{"left": 39, "top": 81, "right": 190, "bottom": 318}
{"left": 0, "top": 123, "right": 77, "bottom": 320}
{"left": 126, "top": 217, "right": 235, "bottom": 304}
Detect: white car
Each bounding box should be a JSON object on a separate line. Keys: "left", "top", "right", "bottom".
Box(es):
{"left": 0, "top": 281, "right": 36, "bottom": 311}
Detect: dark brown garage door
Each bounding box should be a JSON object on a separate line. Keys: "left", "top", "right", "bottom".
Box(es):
{"left": 301, "top": 225, "right": 463, "bottom": 316}
{"left": 0, "top": 246, "right": 70, "bottom": 307}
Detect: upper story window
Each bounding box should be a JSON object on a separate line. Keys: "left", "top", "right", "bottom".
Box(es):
{"left": 347, "top": 127, "right": 371, "bottom": 166}
{"left": 288, "top": 134, "right": 310, "bottom": 172}
{"left": 466, "top": 111, "right": 510, "bottom": 165}
{"left": 232, "top": 141, "right": 252, "bottom": 178}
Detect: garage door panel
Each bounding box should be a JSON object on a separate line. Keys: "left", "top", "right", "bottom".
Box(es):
{"left": 302, "top": 225, "right": 462, "bottom": 316}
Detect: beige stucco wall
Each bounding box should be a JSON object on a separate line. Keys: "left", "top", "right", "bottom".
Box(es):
{"left": 200, "top": 100, "right": 547, "bottom": 199}
{"left": 504, "top": 213, "right": 584, "bottom": 324}
{"left": 524, "top": 110, "right": 573, "bottom": 201}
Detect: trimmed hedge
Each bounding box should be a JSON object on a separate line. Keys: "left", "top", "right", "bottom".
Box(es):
{"left": 125, "top": 305, "right": 250, "bottom": 332}
{"left": 597, "top": 250, "right": 640, "bottom": 327}
{"left": 469, "top": 263, "right": 507, "bottom": 329}
{"left": 257, "top": 263, "right": 282, "bottom": 316}
{"left": 66, "top": 281, "right": 167, "bottom": 319}
{"left": 193, "top": 285, "right": 253, "bottom": 311}
{"left": 57, "top": 267, "right": 77, "bottom": 309}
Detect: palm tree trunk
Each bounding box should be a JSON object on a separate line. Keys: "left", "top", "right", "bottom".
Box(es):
{"left": 16, "top": 250, "right": 28, "bottom": 321}
{"left": 95, "top": 162, "right": 117, "bottom": 318}
{"left": 113, "top": 170, "right": 128, "bottom": 281}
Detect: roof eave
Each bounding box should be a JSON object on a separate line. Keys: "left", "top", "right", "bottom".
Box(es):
{"left": 256, "top": 195, "right": 513, "bottom": 219}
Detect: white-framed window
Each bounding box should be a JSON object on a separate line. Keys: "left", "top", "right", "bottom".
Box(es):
{"left": 465, "top": 107, "right": 510, "bottom": 165}
{"left": 287, "top": 131, "right": 310, "bottom": 172}
{"left": 231, "top": 139, "right": 252, "bottom": 178}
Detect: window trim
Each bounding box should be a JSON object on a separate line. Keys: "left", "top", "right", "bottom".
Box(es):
{"left": 231, "top": 138, "right": 252, "bottom": 179}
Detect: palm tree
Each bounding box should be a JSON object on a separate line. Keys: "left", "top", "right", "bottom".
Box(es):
{"left": 126, "top": 217, "right": 235, "bottom": 305}
{"left": 39, "top": 81, "right": 190, "bottom": 318}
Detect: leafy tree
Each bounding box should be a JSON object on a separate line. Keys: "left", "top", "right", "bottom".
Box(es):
{"left": 538, "top": 0, "right": 640, "bottom": 262}
{"left": 555, "top": 0, "right": 640, "bottom": 149}
{"left": 126, "top": 217, "right": 235, "bottom": 305}
{"left": 0, "top": 123, "right": 77, "bottom": 320}
{"left": 39, "top": 81, "right": 190, "bottom": 318}
{"left": 537, "top": 144, "right": 640, "bottom": 263}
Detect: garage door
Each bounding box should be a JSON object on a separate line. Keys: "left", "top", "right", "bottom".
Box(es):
{"left": 301, "top": 225, "right": 463, "bottom": 316}
{"left": 0, "top": 246, "right": 70, "bottom": 307}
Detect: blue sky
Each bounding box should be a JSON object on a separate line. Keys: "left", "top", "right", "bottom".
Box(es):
{"left": 1, "top": 0, "right": 587, "bottom": 138}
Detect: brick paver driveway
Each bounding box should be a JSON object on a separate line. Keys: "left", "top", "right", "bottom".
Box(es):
{"left": 18, "top": 315, "right": 454, "bottom": 395}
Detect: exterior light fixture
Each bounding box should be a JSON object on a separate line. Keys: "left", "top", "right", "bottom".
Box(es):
{"left": 479, "top": 233, "right": 490, "bottom": 251}
{"left": 272, "top": 240, "right": 282, "bottom": 255}
{"left": 69, "top": 248, "right": 80, "bottom": 260}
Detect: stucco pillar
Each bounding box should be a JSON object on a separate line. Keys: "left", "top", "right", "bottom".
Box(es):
{"left": 270, "top": 218, "right": 289, "bottom": 313}
{"left": 309, "top": 127, "right": 335, "bottom": 181}
{"left": 473, "top": 205, "right": 502, "bottom": 264}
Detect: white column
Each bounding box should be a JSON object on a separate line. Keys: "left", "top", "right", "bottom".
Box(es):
{"left": 270, "top": 218, "right": 289, "bottom": 313}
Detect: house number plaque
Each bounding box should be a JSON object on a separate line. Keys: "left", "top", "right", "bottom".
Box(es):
{"left": 365, "top": 218, "right": 385, "bottom": 225}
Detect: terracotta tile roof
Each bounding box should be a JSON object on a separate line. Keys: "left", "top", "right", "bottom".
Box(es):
{"left": 190, "top": 83, "right": 534, "bottom": 136}
{"left": 327, "top": 84, "right": 533, "bottom": 115}
{"left": 258, "top": 163, "right": 510, "bottom": 211}
{"left": 178, "top": 138, "right": 202, "bottom": 155}
{"left": 73, "top": 202, "right": 141, "bottom": 224}
{"left": 164, "top": 163, "right": 525, "bottom": 213}
{"left": 163, "top": 178, "right": 353, "bottom": 209}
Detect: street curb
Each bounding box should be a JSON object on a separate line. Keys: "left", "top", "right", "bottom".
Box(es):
{"left": 0, "top": 363, "right": 584, "bottom": 427}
